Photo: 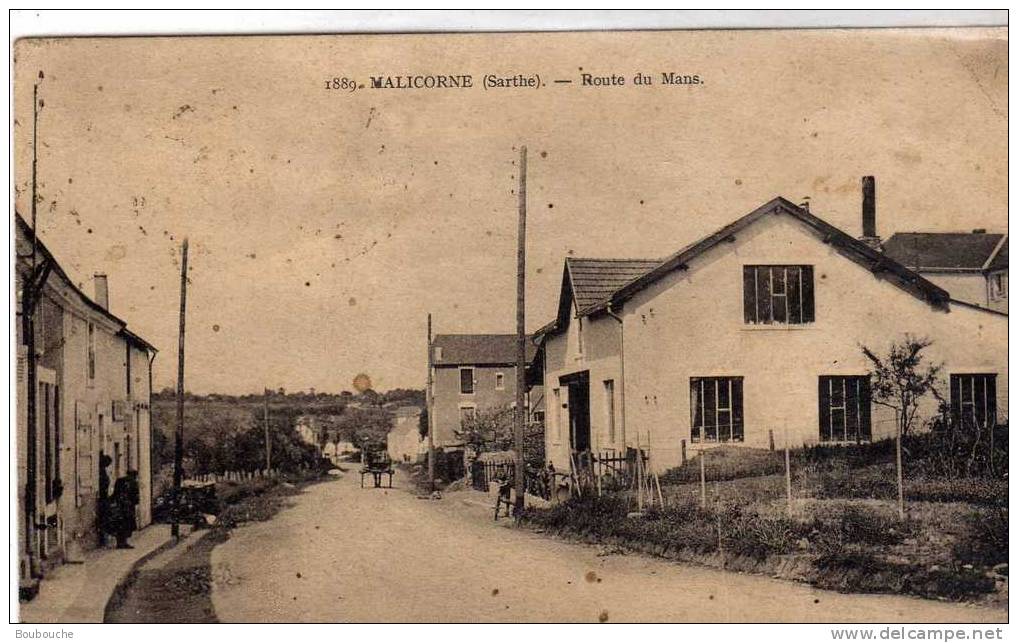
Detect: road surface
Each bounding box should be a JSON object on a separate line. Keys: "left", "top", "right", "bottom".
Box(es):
{"left": 209, "top": 470, "right": 1006, "bottom": 623}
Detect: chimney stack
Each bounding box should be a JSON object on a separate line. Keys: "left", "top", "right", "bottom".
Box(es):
{"left": 859, "top": 176, "right": 882, "bottom": 250}
{"left": 93, "top": 273, "right": 109, "bottom": 310}
{"left": 861, "top": 176, "right": 876, "bottom": 239}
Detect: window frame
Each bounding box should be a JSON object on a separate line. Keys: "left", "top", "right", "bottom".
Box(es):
{"left": 989, "top": 272, "right": 1008, "bottom": 301}
{"left": 950, "top": 373, "right": 998, "bottom": 430}
{"left": 743, "top": 265, "right": 815, "bottom": 325}
{"left": 690, "top": 376, "right": 744, "bottom": 444}
{"left": 458, "top": 404, "right": 476, "bottom": 430}
{"left": 125, "top": 343, "right": 132, "bottom": 396}
{"left": 818, "top": 375, "right": 872, "bottom": 444}
{"left": 552, "top": 388, "right": 562, "bottom": 444}
{"left": 603, "top": 379, "right": 616, "bottom": 444}
{"left": 495, "top": 371, "right": 505, "bottom": 391}
{"left": 86, "top": 321, "right": 96, "bottom": 384}
{"left": 459, "top": 366, "right": 475, "bottom": 395}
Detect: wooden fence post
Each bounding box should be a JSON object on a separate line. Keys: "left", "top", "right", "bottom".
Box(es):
{"left": 895, "top": 408, "right": 905, "bottom": 520}
{"left": 784, "top": 434, "right": 792, "bottom": 517}
{"left": 699, "top": 445, "right": 707, "bottom": 509}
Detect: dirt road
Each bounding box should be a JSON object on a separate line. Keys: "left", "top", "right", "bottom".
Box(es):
{"left": 209, "top": 470, "right": 1006, "bottom": 623}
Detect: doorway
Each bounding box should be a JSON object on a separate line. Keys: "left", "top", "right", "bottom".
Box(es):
{"left": 560, "top": 371, "right": 590, "bottom": 454}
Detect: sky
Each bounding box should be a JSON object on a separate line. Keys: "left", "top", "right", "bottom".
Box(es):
{"left": 12, "top": 28, "right": 1007, "bottom": 394}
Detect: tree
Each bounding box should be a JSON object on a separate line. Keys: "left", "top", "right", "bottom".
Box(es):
{"left": 359, "top": 388, "right": 381, "bottom": 407}
{"left": 330, "top": 406, "right": 392, "bottom": 452}
{"left": 457, "top": 405, "right": 516, "bottom": 453}
{"left": 418, "top": 406, "right": 429, "bottom": 439}
{"left": 456, "top": 404, "right": 545, "bottom": 468}
{"left": 862, "top": 334, "right": 944, "bottom": 519}
{"left": 862, "top": 334, "right": 944, "bottom": 438}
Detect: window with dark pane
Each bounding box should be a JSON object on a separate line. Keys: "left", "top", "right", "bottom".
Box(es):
{"left": 744, "top": 265, "right": 814, "bottom": 324}
{"left": 818, "top": 375, "right": 871, "bottom": 443}
{"left": 950, "top": 374, "right": 997, "bottom": 430}
{"left": 460, "top": 368, "right": 474, "bottom": 394}
{"left": 690, "top": 376, "right": 744, "bottom": 443}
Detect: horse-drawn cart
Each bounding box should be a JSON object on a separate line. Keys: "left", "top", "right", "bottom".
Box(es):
{"left": 360, "top": 451, "right": 394, "bottom": 488}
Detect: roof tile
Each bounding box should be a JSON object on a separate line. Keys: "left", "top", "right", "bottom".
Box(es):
{"left": 566, "top": 258, "right": 661, "bottom": 312}
{"left": 883, "top": 232, "right": 1005, "bottom": 270}
{"left": 432, "top": 334, "right": 537, "bottom": 366}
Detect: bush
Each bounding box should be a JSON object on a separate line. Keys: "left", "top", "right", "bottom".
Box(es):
{"left": 524, "top": 494, "right": 629, "bottom": 536}
{"left": 625, "top": 501, "right": 719, "bottom": 555}
{"left": 811, "top": 552, "right": 994, "bottom": 598}
{"left": 907, "top": 567, "right": 997, "bottom": 599}
{"left": 953, "top": 507, "right": 1008, "bottom": 568}
{"left": 811, "top": 504, "right": 915, "bottom": 549}
{"left": 523, "top": 490, "right": 1001, "bottom": 600}
{"left": 721, "top": 507, "right": 804, "bottom": 561}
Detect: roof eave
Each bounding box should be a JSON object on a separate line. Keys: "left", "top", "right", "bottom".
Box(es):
{"left": 982, "top": 234, "right": 1009, "bottom": 272}
{"left": 588, "top": 197, "right": 950, "bottom": 315}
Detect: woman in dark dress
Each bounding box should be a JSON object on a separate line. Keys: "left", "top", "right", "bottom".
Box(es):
{"left": 109, "top": 470, "right": 140, "bottom": 549}
{"left": 97, "top": 453, "right": 113, "bottom": 546}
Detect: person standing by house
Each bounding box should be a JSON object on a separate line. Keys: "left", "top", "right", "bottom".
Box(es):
{"left": 109, "top": 470, "right": 140, "bottom": 549}
{"left": 97, "top": 453, "right": 113, "bottom": 547}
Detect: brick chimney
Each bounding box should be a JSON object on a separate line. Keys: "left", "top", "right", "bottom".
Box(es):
{"left": 93, "top": 273, "right": 109, "bottom": 310}
{"left": 859, "top": 176, "right": 881, "bottom": 249}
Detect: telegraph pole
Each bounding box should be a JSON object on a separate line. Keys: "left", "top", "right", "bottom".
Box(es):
{"left": 23, "top": 72, "right": 45, "bottom": 578}
{"left": 426, "top": 313, "right": 435, "bottom": 491}
{"left": 513, "top": 145, "right": 528, "bottom": 520}
{"left": 172, "top": 238, "right": 189, "bottom": 539}
{"left": 264, "top": 388, "right": 272, "bottom": 472}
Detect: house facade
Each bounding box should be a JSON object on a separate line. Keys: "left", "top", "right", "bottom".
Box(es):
{"left": 323, "top": 439, "right": 356, "bottom": 464}
{"left": 295, "top": 416, "right": 318, "bottom": 447}
{"left": 882, "top": 232, "right": 1008, "bottom": 313}
{"left": 537, "top": 191, "right": 1007, "bottom": 474}
{"left": 387, "top": 406, "right": 424, "bottom": 462}
{"left": 429, "top": 334, "right": 540, "bottom": 448}
{"left": 16, "top": 215, "right": 156, "bottom": 593}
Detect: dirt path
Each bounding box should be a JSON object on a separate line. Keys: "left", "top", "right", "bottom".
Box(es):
{"left": 209, "top": 471, "right": 1007, "bottom": 623}
{"left": 105, "top": 531, "right": 220, "bottom": 623}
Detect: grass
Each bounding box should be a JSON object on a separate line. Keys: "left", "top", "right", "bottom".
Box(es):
{"left": 523, "top": 493, "right": 1000, "bottom": 601}
{"left": 526, "top": 434, "right": 1008, "bottom": 603}
{"left": 659, "top": 446, "right": 784, "bottom": 485}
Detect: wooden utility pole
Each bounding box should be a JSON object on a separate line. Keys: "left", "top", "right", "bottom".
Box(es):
{"left": 23, "top": 73, "right": 45, "bottom": 577}
{"left": 172, "top": 238, "right": 189, "bottom": 539}
{"left": 263, "top": 388, "right": 271, "bottom": 472}
{"left": 513, "top": 145, "right": 527, "bottom": 520}
{"left": 426, "top": 313, "right": 435, "bottom": 491}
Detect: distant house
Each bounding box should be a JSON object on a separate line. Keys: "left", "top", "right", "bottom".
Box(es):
{"left": 323, "top": 439, "right": 356, "bottom": 463}
{"left": 295, "top": 416, "right": 318, "bottom": 447}
{"left": 533, "top": 179, "right": 1007, "bottom": 473}
{"left": 16, "top": 214, "right": 157, "bottom": 593}
{"left": 429, "top": 334, "right": 541, "bottom": 448}
{"left": 883, "top": 231, "right": 1007, "bottom": 313}
{"left": 387, "top": 406, "right": 424, "bottom": 463}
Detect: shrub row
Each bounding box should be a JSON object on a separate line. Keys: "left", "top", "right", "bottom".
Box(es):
{"left": 522, "top": 494, "right": 997, "bottom": 600}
